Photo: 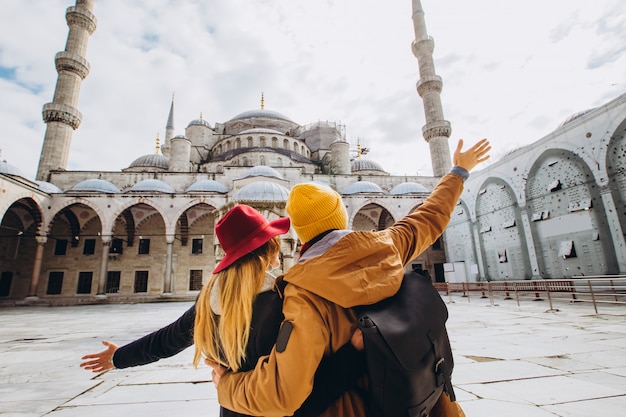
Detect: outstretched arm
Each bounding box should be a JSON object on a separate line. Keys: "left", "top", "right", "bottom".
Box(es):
{"left": 80, "top": 303, "right": 196, "bottom": 372}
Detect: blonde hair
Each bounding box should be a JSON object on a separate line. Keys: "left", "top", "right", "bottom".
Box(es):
{"left": 193, "top": 236, "right": 280, "bottom": 371}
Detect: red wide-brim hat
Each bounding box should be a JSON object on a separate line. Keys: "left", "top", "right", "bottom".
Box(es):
{"left": 213, "top": 204, "right": 290, "bottom": 274}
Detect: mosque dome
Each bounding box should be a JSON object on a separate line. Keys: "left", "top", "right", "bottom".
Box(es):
{"left": 128, "top": 154, "right": 169, "bottom": 170}
{"left": 36, "top": 181, "right": 63, "bottom": 194}
{"left": 230, "top": 109, "right": 293, "bottom": 123}
{"left": 342, "top": 181, "right": 384, "bottom": 195}
{"left": 390, "top": 182, "right": 430, "bottom": 195}
{"left": 0, "top": 160, "right": 26, "bottom": 177}
{"left": 239, "top": 127, "right": 284, "bottom": 135}
{"left": 127, "top": 179, "right": 175, "bottom": 194}
{"left": 233, "top": 181, "right": 289, "bottom": 202}
{"left": 187, "top": 118, "right": 212, "bottom": 128}
{"left": 351, "top": 159, "right": 387, "bottom": 173}
{"left": 240, "top": 166, "right": 283, "bottom": 180}
{"left": 71, "top": 179, "right": 120, "bottom": 194}
{"left": 185, "top": 180, "right": 228, "bottom": 193}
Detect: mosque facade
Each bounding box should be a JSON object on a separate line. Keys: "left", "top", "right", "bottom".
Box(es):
{"left": 1, "top": 0, "right": 625, "bottom": 305}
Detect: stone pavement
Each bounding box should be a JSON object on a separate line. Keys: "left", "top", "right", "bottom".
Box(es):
{"left": 1, "top": 294, "right": 625, "bottom": 417}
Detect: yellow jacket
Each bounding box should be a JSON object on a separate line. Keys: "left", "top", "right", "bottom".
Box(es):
{"left": 217, "top": 172, "right": 465, "bottom": 417}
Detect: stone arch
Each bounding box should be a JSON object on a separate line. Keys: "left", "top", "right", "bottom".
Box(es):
{"left": 350, "top": 202, "right": 395, "bottom": 231}
{"left": 475, "top": 177, "right": 531, "bottom": 280}
{"left": 526, "top": 149, "right": 618, "bottom": 277}
{"left": 444, "top": 199, "right": 477, "bottom": 266}
{"left": 606, "top": 117, "right": 626, "bottom": 246}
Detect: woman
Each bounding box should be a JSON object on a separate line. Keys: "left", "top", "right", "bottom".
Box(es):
{"left": 81, "top": 204, "right": 364, "bottom": 417}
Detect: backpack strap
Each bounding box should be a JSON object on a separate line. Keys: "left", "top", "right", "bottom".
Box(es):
{"left": 430, "top": 330, "right": 456, "bottom": 402}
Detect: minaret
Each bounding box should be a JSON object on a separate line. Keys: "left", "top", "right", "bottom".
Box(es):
{"left": 36, "top": 0, "right": 97, "bottom": 181}
{"left": 411, "top": 0, "right": 451, "bottom": 177}
{"left": 161, "top": 94, "right": 175, "bottom": 157}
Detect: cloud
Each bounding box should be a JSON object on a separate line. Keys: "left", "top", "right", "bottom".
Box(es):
{"left": 1, "top": 0, "right": 625, "bottom": 180}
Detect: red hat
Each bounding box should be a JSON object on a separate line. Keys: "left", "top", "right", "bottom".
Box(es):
{"left": 213, "top": 205, "right": 290, "bottom": 274}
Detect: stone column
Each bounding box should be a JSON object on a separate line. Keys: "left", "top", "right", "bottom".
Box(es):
{"left": 599, "top": 186, "right": 626, "bottom": 272}
{"left": 96, "top": 237, "right": 111, "bottom": 296}
{"left": 163, "top": 236, "right": 175, "bottom": 294}
{"left": 518, "top": 207, "right": 542, "bottom": 278}
{"left": 27, "top": 236, "right": 48, "bottom": 299}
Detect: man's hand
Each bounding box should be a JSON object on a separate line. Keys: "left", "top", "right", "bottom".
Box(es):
{"left": 453, "top": 138, "right": 491, "bottom": 172}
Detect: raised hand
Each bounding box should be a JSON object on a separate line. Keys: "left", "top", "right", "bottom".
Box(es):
{"left": 453, "top": 138, "right": 491, "bottom": 172}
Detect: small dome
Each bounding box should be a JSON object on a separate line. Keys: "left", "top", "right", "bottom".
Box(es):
{"left": 230, "top": 109, "right": 293, "bottom": 122}
{"left": 391, "top": 182, "right": 429, "bottom": 195}
{"left": 128, "top": 154, "right": 169, "bottom": 170}
{"left": 0, "top": 160, "right": 26, "bottom": 177}
{"left": 36, "top": 181, "right": 63, "bottom": 194}
{"left": 186, "top": 180, "right": 228, "bottom": 193}
{"left": 71, "top": 179, "right": 120, "bottom": 194}
{"left": 241, "top": 166, "right": 283, "bottom": 180}
{"left": 239, "top": 127, "right": 284, "bottom": 135}
{"left": 233, "top": 181, "right": 289, "bottom": 202}
{"left": 342, "top": 181, "right": 384, "bottom": 195}
{"left": 171, "top": 134, "right": 189, "bottom": 140}
{"left": 187, "top": 118, "right": 212, "bottom": 128}
{"left": 351, "top": 159, "right": 386, "bottom": 173}
{"left": 127, "top": 179, "right": 175, "bottom": 194}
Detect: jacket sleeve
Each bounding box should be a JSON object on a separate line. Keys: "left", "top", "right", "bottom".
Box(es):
{"left": 112, "top": 304, "right": 196, "bottom": 369}
{"left": 217, "top": 287, "right": 343, "bottom": 417}
{"left": 386, "top": 172, "right": 464, "bottom": 266}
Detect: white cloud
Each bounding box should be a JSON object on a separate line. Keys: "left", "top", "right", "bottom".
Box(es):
{"left": 0, "top": 0, "right": 624, "bottom": 179}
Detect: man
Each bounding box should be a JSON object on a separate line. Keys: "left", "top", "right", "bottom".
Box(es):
{"left": 210, "top": 139, "right": 490, "bottom": 417}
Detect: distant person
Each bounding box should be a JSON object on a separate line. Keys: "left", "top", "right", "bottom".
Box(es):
{"left": 208, "top": 139, "right": 490, "bottom": 417}
{"left": 81, "top": 204, "right": 365, "bottom": 417}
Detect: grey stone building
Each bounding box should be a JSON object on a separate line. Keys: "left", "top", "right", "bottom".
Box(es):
{"left": 1, "top": 0, "right": 625, "bottom": 304}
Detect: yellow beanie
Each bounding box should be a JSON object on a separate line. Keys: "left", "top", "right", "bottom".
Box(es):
{"left": 286, "top": 183, "right": 348, "bottom": 243}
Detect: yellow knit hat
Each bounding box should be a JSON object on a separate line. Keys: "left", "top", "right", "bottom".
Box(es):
{"left": 286, "top": 183, "right": 348, "bottom": 243}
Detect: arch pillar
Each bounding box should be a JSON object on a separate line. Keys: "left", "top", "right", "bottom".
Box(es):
{"left": 518, "top": 206, "right": 542, "bottom": 279}
{"left": 163, "top": 235, "right": 175, "bottom": 294}
{"left": 26, "top": 236, "right": 48, "bottom": 299}
{"left": 598, "top": 186, "right": 626, "bottom": 272}
{"left": 96, "top": 236, "right": 111, "bottom": 296}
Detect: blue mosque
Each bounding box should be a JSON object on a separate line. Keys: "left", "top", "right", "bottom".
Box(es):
{"left": 1, "top": 0, "right": 625, "bottom": 304}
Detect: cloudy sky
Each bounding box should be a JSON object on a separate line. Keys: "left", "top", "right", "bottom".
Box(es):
{"left": 1, "top": 0, "right": 625, "bottom": 180}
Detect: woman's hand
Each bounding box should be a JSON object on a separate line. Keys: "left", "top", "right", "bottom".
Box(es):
{"left": 453, "top": 138, "right": 491, "bottom": 172}
{"left": 80, "top": 340, "right": 118, "bottom": 373}
{"left": 205, "top": 359, "right": 228, "bottom": 387}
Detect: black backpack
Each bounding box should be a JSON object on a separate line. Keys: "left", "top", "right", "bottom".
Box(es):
{"left": 352, "top": 270, "right": 456, "bottom": 417}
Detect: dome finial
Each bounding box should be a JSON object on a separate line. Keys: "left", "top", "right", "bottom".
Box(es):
{"left": 199, "top": 112, "right": 203, "bottom": 120}
{"left": 260, "top": 92, "right": 265, "bottom": 110}
{"left": 155, "top": 133, "right": 161, "bottom": 155}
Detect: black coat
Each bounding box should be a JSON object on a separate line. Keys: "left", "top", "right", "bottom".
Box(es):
{"left": 113, "top": 287, "right": 365, "bottom": 417}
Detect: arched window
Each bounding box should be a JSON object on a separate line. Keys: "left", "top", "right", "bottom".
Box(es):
{"left": 260, "top": 136, "right": 266, "bottom": 147}
{"left": 235, "top": 138, "right": 241, "bottom": 149}
{"left": 260, "top": 156, "right": 266, "bottom": 165}
{"left": 247, "top": 137, "right": 253, "bottom": 147}
{"left": 272, "top": 137, "right": 278, "bottom": 148}
{"left": 293, "top": 142, "right": 298, "bottom": 152}
{"left": 284, "top": 139, "right": 289, "bottom": 150}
